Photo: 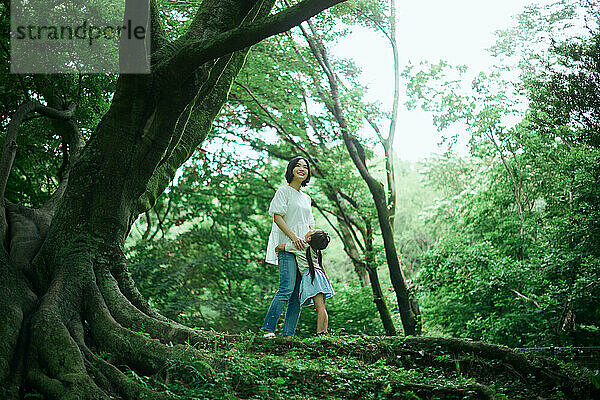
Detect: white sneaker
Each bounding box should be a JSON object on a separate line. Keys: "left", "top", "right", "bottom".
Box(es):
{"left": 263, "top": 332, "right": 276, "bottom": 338}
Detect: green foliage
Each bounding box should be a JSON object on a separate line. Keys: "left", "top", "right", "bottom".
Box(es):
{"left": 392, "top": 160, "right": 441, "bottom": 277}
{"left": 128, "top": 153, "right": 279, "bottom": 331}
{"left": 110, "top": 333, "right": 590, "bottom": 400}
{"left": 1, "top": 0, "right": 117, "bottom": 207}
{"left": 0, "top": 72, "right": 116, "bottom": 207}
{"left": 417, "top": 235, "right": 551, "bottom": 346}
{"left": 406, "top": 0, "right": 600, "bottom": 348}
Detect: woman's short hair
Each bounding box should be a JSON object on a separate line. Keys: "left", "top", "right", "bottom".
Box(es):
{"left": 285, "top": 156, "right": 311, "bottom": 186}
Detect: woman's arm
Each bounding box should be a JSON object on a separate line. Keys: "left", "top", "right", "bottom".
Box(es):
{"left": 273, "top": 214, "right": 306, "bottom": 250}
{"left": 305, "top": 228, "right": 324, "bottom": 242}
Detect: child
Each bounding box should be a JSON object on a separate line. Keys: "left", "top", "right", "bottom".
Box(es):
{"left": 275, "top": 229, "right": 334, "bottom": 335}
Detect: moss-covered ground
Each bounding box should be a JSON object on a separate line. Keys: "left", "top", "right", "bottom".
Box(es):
{"left": 107, "top": 332, "right": 597, "bottom": 400}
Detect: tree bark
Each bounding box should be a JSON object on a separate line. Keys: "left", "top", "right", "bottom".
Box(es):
{"left": 0, "top": 0, "right": 346, "bottom": 397}
{"left": 363, "top": 218, "right": 397, "bottom": 336}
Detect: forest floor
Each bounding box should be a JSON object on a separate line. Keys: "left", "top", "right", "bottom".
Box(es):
{"left": 111, "top": 332, "right": 598, "bottom": 400}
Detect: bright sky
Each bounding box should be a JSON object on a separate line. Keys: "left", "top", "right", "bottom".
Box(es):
{"left": 334, "top": 0, "right": 553, "bottom": 162}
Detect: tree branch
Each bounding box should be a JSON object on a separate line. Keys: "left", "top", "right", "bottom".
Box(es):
{"left": 141, "top": 211, "right": 152, "bottom": 241}
{"left": 161, "top": 0, "right": 347, "bottom": 85}
{"left": 485, "top": 127, "right": 524, "bottom": 231}
{"left": 508, "top": 288, "right": 540, "bottom": 308}
{"left": 312, "top": 199, "right": 344, "bottom": 243}
{"left": 1, "top": 101, "right": 76, "bottom": 202}
{"left": 337, "top": 190, "right": 360, "bottom": 209}
{"left": 232, "top": 81, "right": 324, "bottom": 174}
{"left": 331, "top": 192, "right": 365, "bottom": 252}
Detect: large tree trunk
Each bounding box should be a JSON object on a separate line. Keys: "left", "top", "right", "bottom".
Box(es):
{"left": 0, "top": 0, "right": 346, "bottom": 397}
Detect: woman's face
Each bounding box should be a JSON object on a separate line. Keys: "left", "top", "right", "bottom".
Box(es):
{"left": 292, "top": 159, "right": 309, "bottom": 182}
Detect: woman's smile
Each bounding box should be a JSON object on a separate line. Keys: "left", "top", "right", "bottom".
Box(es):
{"left": 293, "top": 162, "right": 308, "bottom": 181}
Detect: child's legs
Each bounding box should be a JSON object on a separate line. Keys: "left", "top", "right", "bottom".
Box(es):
{"left": 313, "top": 293, "right": 328, "bottom": 333}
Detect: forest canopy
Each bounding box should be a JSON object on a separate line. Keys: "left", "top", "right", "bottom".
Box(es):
{"left": 1, "top": 0, "right": 599, "bottom": 398}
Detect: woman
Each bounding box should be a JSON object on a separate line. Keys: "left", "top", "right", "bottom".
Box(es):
{"left": 261, "top": 156, "right": 315, "bottom": 338}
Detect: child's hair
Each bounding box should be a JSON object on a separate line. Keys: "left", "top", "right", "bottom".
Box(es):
{"left": 306, "top": 231, "right": 330, "bottom": 283}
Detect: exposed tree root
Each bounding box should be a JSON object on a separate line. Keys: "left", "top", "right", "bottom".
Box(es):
{"left": 78, "top": 339, "right": 173, "bottom": 400}
{"left": 66, "top": 298, "right": 175, "bottom": 400}
{"left": 401, "top": 337, "right": 576, "bottom": 390}
{"left": 110, "top": 255, "right": 171, "bottom": 322}
{"left": 25, "top": 363, "right": 75, "bottom": 400}
{"left": 95, "top": 265, "right": 205, "bottom": 346}
{"left": 1, "top": 235, "right": 227, "bottom": 400}
{"left": 26, "top": 301, "right": 108, "bottom": 400}
{"left": 0, "top": 261, "right": 36, "bottom": 387}
{"left": 6, "top": 257, "right": 211, "bottom": 400}
{"left": 85, "top": 279, "right": 209, "bottom": 375}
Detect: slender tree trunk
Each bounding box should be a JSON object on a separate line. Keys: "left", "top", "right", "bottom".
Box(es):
{"left": 383, "top": 0, "right": 400, "bottom": 229}
{"left": 299, "top": 21, "right": 418, "bottom": 336}
{"left": 333, "top": 215, "right": 368, "bottom": 285}
{"left": 365, "top": 264, "right": 396, "bottom": 335}
{"left": 364, "top": 220, "right": 396, "bottom": 336}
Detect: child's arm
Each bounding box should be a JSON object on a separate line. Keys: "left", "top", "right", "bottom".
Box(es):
{"left": 275, "top": 244, "right": 297, "bottom": 253}
{"left": 283, "top": 243, "right": 300, "bottom": 253}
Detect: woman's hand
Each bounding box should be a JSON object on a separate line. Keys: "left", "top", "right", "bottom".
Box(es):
{"left": 273, "top": 214, "right": 306, "bottom": 250}
{"left": 305, "top": 230, "right": 315, "bottom": 242}
{"left": 305, "top": 229, "right": 323, "bottom": 242}
{"left": 291, "top": 235, "right": 306, "bottom": 251}
{"left": 275, "top": 244, "right": 285, "bottom": 253}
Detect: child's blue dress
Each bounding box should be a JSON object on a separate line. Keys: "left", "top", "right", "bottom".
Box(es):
{"left": 299, "top": 268, "right": 335, "bottom": 307}
{"left": 284, "top": 244, "right": 335, "bottom": 306}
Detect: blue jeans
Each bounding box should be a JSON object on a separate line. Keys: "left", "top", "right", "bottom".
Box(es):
{"left": 261, "top": 251, "right": 301, "bottom": 335}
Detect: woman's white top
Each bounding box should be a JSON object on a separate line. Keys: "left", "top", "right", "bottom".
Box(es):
{"left": 265, "top": 185, "right": 315, "bottom": 265}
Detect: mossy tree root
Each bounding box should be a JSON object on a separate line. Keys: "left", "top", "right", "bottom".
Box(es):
{"left": 109, "top": 249, "right": 171, "bottom": 323}
{"left": 26, "top": 301, "right": 108, "bottom": 399}
{"left": 95, "top": 264, "right": 205, "bottom": 346}
{"left": 401, "top": 337, "right": 578, "bottom": 392}
{"left": 0, "top": 258, "right": 37, "bottom": 397}
{"left": 13, "top": 257, "right": 213, "bottom": 400}
{"left": 78, "top": 341, "right": 173, "bottom": 400}
{"left": 85, "top": 278, "right": 210, "bottom": 376}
